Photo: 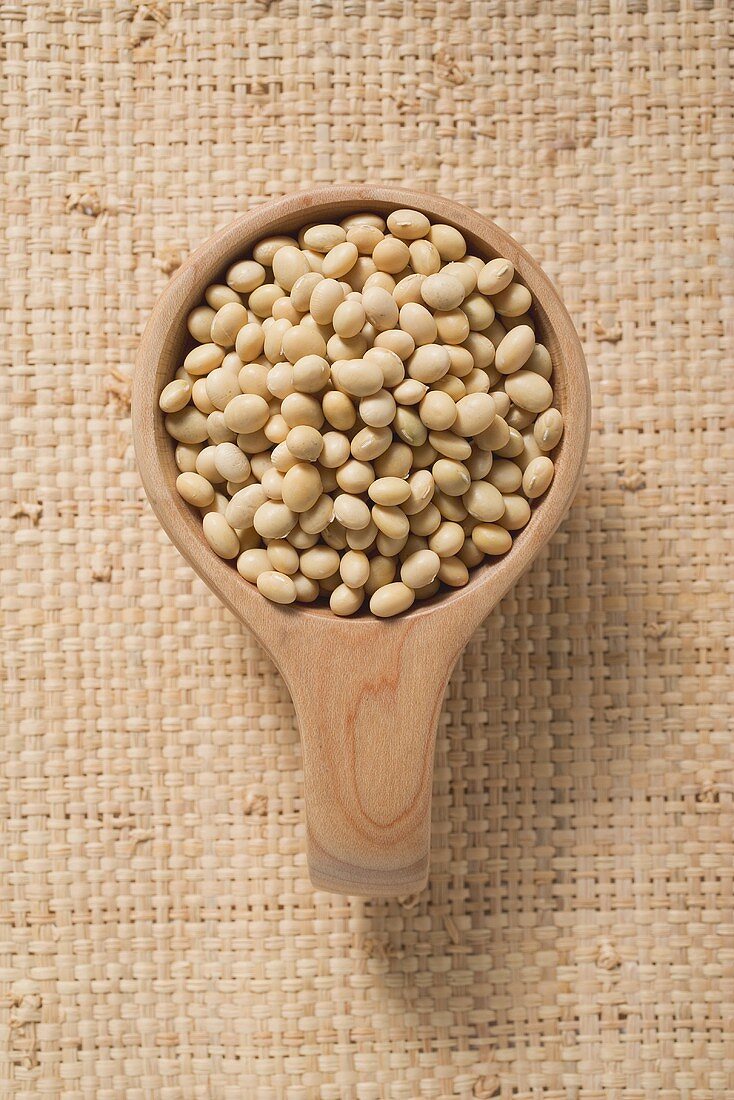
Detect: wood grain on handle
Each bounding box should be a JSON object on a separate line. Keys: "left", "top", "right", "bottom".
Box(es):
{"left": 281, "top": 620, "right": 455, "bottom": 896}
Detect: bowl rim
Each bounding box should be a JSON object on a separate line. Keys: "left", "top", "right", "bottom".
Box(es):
{"left": 132, "top": 185, "right": 590, "bottom": 634}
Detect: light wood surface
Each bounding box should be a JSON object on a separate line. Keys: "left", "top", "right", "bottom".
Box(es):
{"left": 132, "top": 186, "right": 590, "bottom": 897}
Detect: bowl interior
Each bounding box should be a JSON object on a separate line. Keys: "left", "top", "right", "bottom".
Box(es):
{"left": 133, "top": 187, "right": 590, "bottom": 625}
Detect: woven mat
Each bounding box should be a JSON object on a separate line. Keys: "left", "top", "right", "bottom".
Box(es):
{"left": 2, "top": 1, "right": 733, "bottom": 1097}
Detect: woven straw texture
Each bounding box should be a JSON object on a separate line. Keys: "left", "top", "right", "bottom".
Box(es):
{"left": 2, "top": 1, "right": 733, "bottom": 1097}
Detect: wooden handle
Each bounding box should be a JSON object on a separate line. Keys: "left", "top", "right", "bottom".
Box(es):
{"left": 280, "top": 621, "right": 455, "bottom": 896}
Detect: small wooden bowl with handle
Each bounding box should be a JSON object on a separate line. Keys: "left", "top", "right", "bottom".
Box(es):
{"left": 133, "top": 186, "right": 590, "bottom": 898}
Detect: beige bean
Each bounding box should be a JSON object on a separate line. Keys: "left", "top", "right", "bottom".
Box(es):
{"left": 205, "top": 365, "right": 240, "bottom": 410}
{"left": 524, "top": 343, "right": 553, "bottom": 379}
{"left": 399, "top": 302, "right": 437, "bottom": 346}
{"left": 412, "top": 442, "right": 438, "bottom": 469}
{"left": 435, "top": 309, "right": 471, "bottom": 346}
{"left": 292, "top": 572, "right": 320, "bottom": 602}
{"left": 261, "top": 466, "right": 285, "bottom": 499}
{"left": 250, "top": 236, "right": 297, "bottom": 266}
{"left": 309, "top": 278, "right": 345, "bottom": 325}
{"left": 340, "top": 550, "right": 371, "bottom": 588}
{"left": 462, "top": 481, "right": 505, "bottom": 522}
{"left": 281, "top": 463, "right": 323, "bottom": 513}
{"left": 374, "top": 328, "right": 415, "bottom": 360}
{"left": 462, "top": 292, "right": 495, "bottom": 331}
{"left": 280, "top": 392, "right": 324, "bottom": 429}
{"left": 165, "top": 407, "right": 210, "bottom": 444}
{"left": 497, "top": 494, "right": 531, "bottom": 530}
{"left": 516, "top": 429, "right": 543, "bottom": 471}
{"left": 227, "top": 259, "right": 266, "bottom": 293}
{"left": 346, "top": 223, "right": 385, "bottom": 253}
{"left": 409, "top": 501, "right": 441, "bottom": 536}
{"left": 475, "top": 415, "right": 510, "bottom": 453}
{"left": 373, "top": 236, "right": 411, "bottom": 274}
{"left": 365, "top": 555, "right": 397, "bottom": 596}
{"left": 393, "top": 378, "right": 428, "bottom": 405}
{"left": 407, "top": 344, "right": 451, "bottom": 384}
{"left": 428, "top": 430, "right": 472, "bottom": 460}
{"left": 289, "top": 526, "right": 320, "bottom": 549}
{"left": 319, "top": 570, "right": 342, "bottom": 594}
{"left": 174, "top": 442, "right": 202, "bottom": 473}
{"left": 363, "top": 346, "right": 404, "bottom": 387}
{"left": 428, "top": 521, "right": 465, "bottom": 557}
{"left": 493, "top": 426, "right": 524, "bottom": 459}
{"left": 237, "top": 548, "right": 272, "bottom": 582}
{"left": 408, "top": 239, "right": 441, "bottom": 275}
{"left": 490, "top": 391, "right": 511, "bottom": 418}
{"left": 433, "top": 374, "right": 466, "bottom": 401}
{"left": 419, "top": 390, "right": 457, "bottom": 431}
{"left": 159, "top": 378, "right": 191, "bottom": 413}
{"left": 371, "top": 505, "right": 410, "bottom": 540}
{"left": 400, "top": 549, "right": 440, "bottom": 589}
{"left": 235, "top": 322, "right": 266, "bottom": 362}
{"left": 462, "top": 332, "right": 496, "bottom": 370}
{"left": 335, "top": 459, "right": 374, "bottom": 494}
{"left": 343, "top": 256, "right": 378, "bottom": 292}
{"left": 327, "top": 331, "right": 368, "bottom": 362}
{"left": 442, "top": 261, "right": 477, "bottom": 293}
{"left": 183, "top": 343, "right": 225, "bottom": 377}
{"left": 263, "top": 317, "right": 292, "bottom": 364}
{"left": 391, "top": 406, "right": 427, "bottom": 447}
{"left": 351, "top": 425, "right": 392, "bottom": 461}
{"left": 332, "top": 493, "right": 371, "bottom": 531}
{"left": 284, "top": 425, "right": 323, "bottom": 462}
{"left": 446, "top": 345, "right": 475, "bottom": 378}
{"left": 296, "top": 493, "right": 334, "bottom": 535}
{"left": 346, "top": 519, "right": 378, "bottom": 551}
{"left": 522, "top": 456, "right": 554, "bottom": 498}
{"left": 433, "top": 458, "right": 471, "bottom": 496}
{"left": 301, "top": 224, "right": 347, "bottom": 252}
{"left": 369, "top": 581, "right": 415, "bottom": 617}
{"left": 211, "top": 302, "right": 249, "bottom": 347}
{"left": 362, "top": 285, "right": 399, "bottom": 331}
{"left": 504, "top": 370, "right": 553, "bottom": 413}
{"left": 392, "top": 273, "right": 425, "bottom": 309}
{"left": 321, "top": 241, "right": 359, "bottom": 279}
{"left": 374, "top": 441, "right": 413, "bottom": 479}
{"left": 291, "top": 354, "right": 329, "bottom": 393}
{"left": 257, "top": 570, "right": 297, "bottom": 604}
{"left": 465, "top": 447, "right": 493, "bottom": 480}
{"left": 203, "top": 512, "right": 240, "bottom": 559}
{"left": 401, "top": 469, "right": 435, "bottom": 515}
{"left": 317, "top": 431, "right": 350, "bottom": 470}
{"left": 330, "top": 583, "right": 365, "bottom": 616}
{"left": 322, "top": 391, "right": 356, "bottom": 431}
{"left": 421, "top": 273, "right": 465, "bottom": 312}
{"left": 176, "top": 471, "right": 215, "bottom": 508}
{"left": 492, "top": 281, "right": 532, "bottom": 317}
{"left": 225, "top": 483, "right": 267, "bottom": 528}
{"left": 495, "top": 324, "right": 535, "bottom": 374}
{"left": 253, "top": 500, "right": 297, "bottom": 539}
{"left": 453, "top": 392, "right": 496, "bottom": 436}
{"left": 337, "top": 358, "right": 383, "bottom": 398}
{"left": 477, "top": 257, "right": 514, "bottom": 296}
{"left": 213, "top": 442, "right": 250, "bottom": 484}
{"left": 332, "top": 299, "right": 366, "bottom": 339}
{"left": 386, "top": 208, "right": 430, "bottom": 240}
{"left": 363, "top": 270, "right": 395, "bottom": 293}
{"left": 469, "top": 524, "right": 511, "bottom": 556}
{"left": 367, "top": 477, "right": 410, "bottom": 506}
{"left": 188, "top": 305, "right": 217, "bottom": 342}
{"left": 205, "top": 284, "right": 241, "bottom": 309}
{"left": 437, "top": 556, "right": 469, "bottom": 587}
{"left": 299, "top": 545, "right": 341, "bottom": 580}
{"left": 191, "top": 378, "right": 215, "bottom": 413}
{"left": 432, "top": 489, "right": 467, "bottom": 521}
{"left": 358, "top": 390, "right": 396, "bottom": 429}
{"left": 223, "top": 393, "right": 270, "bottom": 434}
{"left": 281, "top": 324, "right": 326, "bottom": 364}
{"left": 266, "top": 539, "right": 300, "bottom": 575}
{"left": 248, "top": 283, "right": 286, "bottom": 318}
{"left": 506, "top": 404, "right": 536, "bottom": 430}
{"left": 533, "top": 407, "right": 564, "bottom": 451}
{"left": 206, "top": 412, "right": 236, "bottom": 444}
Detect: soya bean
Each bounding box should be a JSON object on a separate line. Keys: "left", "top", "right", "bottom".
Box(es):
{"left": 206, "top": 412, "right": 236, "bottom": 444}
{"left": 432, "top": 488, "right": 467, "bottom": 522}
{"left": 176, "top": 471, "right": 215, "bottom": 507}
{"left": 280, "top": 393, "right": 324, "bottom": 429}
{"left": 409, "top": 239, "right": 442, "bottom": 276}
{"left": 401, "top": 549, "right": 440, "bottom": 588}
{"left": 462, "top": 292, "right": 495, "bottom": 331}
{"left": 175, "top": 442, "right": 202, "bottom": 473}
{"left": 281, "top": 463, "right": 323, "bottom": 513}
{"left": 330, "top": 583, "right": 365, "bottom": 616}
{"left": 463, "top": 481, "right": 505, "bottom": 522}
{"left": 261, "top": 466, "right": 285, "bottom": 499}
{"left": 373, "top": 236, "right": 411, "bottom": 274}
{"left": 346, "top": 518, "right": 378, "bottom": 551}
{"left": 419, "top": 390, "right": 457, "bottom": 431}
{"left": 292, "top": 572, "right": 320, "bottom": 602}
{"left": 263, "top": 317, "right": 291, "bottom": 363}
{"left": 399, "top": 302, "right": 437, "bottom": 346}
{"left": 533, "top": 407, "right": 564, "bottom": 451}
{"left": 333, "top": 493, "right": 372, "bottom": 531}
{"left": 433, "top": 459, "right": 471, "bottom": 497}
{"left": 235, "top": 322, "right": 266, "bottom": 362}
{"left": 309, "top": 278, "right": 345, "bottom": 325}
{"left": 206, "top": 365, "right": 241, "bottom": 410}
{"left": 351, "top": 425, "right": 392, "bottom": 461}
{"left": 386, "top": 209, "right": 430, "bottom": 240}
{"left": 344, "top": 256, "right": 378, "bottom": 292}
{"left": 471, "top": 523, "right": 512, "bottom": 555}
{"left": 437, "top": 556, "right": 469, "bottom": 587}
{"left": 427, "top": 223, "right": 466, "bottom": 260}
{"left": 367, "top": 476, "right": 410, "bottom": 506}
{"left": 442, "top": 261, "right": 477, "bottom": 294}
{"left": 322, "top": 391, "right": 356, "bottom": 431}
{"left": 203, "top": 512, "right": 240, "bottom": 559}
{"left": 374, "top": 328, "right": 415, "bottom": 360}
{"left": 462, "top": 332, "right": 496, "bottom": 370}
{"left": 256, "top": 570, "right": 297, "bottom": 604}
{"left": 370, "top": 582, "right": 415, "bottom": 618}
{"left": 428, "top": 521, "right": 465, "bottom": 558}
{"left": 334, "top": 358, "right": 381, "bottom": 398}
{"left": 372, "top": 505, "right": 409, "bottom": 540}
{"left": 491, "top": 391, "right": 511, "bottom": 418}
{"left": 497, "top": 494, "right": 531, "bottom": 530}
{"left": 505, "top": 404, "right": 536, "bottom": 430}
{"left": 159, "top": 378, "right": 191, "bottom": 413}
{"left": 492, "top": 281, "right": 532, "bottom": 317}
{"left": 504, "top": 370, "right": 553, "bottom": 413}
{"left": 188, "top": 305, "right": 217, "bottom": 342}
{"left": 285, "top": 425, "right": 323, "bottom": 462}
{"left": 421, "top": 273, "right": 465, "bottom": 311}
{"left": 522, "top": 456, "right": 555, "bottom": 498}
{"left": 407, "top": 344, "right": 451, "bottom": 385}
{"left": 428, "top": 430, "right": 472, "bottom": 460}
{"left": 292, "top": 354, "right": 329, "bottom": 393}
{"left": 253, "top": 500, "right": 297, "bottom": 539}
{"left": 227, "top": 259, "right": 266, "bottom": 293}
{"left": 488, "top": 458, "right": 523, "bottom": 493}
{"left": 281, "top": 324, "right": 326, "bottom": 363}
{"left": 524, "top": 343, "right": 553, "bottom": 379}
{"left": 433, "top": 374, "right": 465, "bottom": 401}
{"left": 335, "top": 459, "right": 374, "bottom": 494}
{"left": 332, "top": 299, "right": 366, "bottom": 339}
{"left": 365, "top": 555, "right": 397, "bottom": 596}
{"left": 205, "top": 284, "right": 241, "bottom": 309}
{"left": 223, "top": 394, "right": 270, "bottom": 433}
{"left": 362, "top": 286, "right": 399, "bottom": 331}
{"left": 495, "top": 325, "right": 535, "bottom": 374}
{"left": 394, "top": 379, "right": 428, "bottom": 405}
{"left": 452, "top": 393, "right": 496, "bottom": 436}
{"left": 214, "top": 442, "right": 251, "bottom": 483}
{"left": 184, "top": 343, "right": 225, "bottom": 377}
{"left": 475, "top": 415, "right": 510, "bottom": 452}
{"left": 299, "top": 545, "right": 341, "bottom": 580}
{"left": 225, "top": 483, "right": 267, "bottom": 529}
{"left": 237, "top": 547, "right": 272, "bottom": 582}
{"left": 346, "top": 224, "right": 385, "bottom": 253}
{"left": 477, "top": 258, "right": 514, "bottom": 296}
{"left": 289, "top": 525, "right": 320, "bottom": 549}
{"left": 211, "top": 302, "right": 249, "bottom": 347}
{"left": 465, "top": 447, "right": 493, "bottom": 480}
{"left": 340, "top": 549, "right": 371, "bottom": 588}
{"left": 409, "top": 501, "right": 441, "bottom": 536}
{"left": 322, "top": 241, "right": 359, "bottom": 278}
{"left": 266, "top": 539, "right": 300, "bottom": 575}
{"left": 494, "top": 425, "right": 525, "bottom": 459}
{"left": 165, "top": 407, "right": 210, "bottom": 444}
{"left": 393, "top": 273, "right": 426, "bottom": 309}
{"left": 299, "top": 493, "right": 335, "bottom": 534}
{"left": 301, "top": 224, "right": 347, "bottom": 252}
{"left": 435, "top": 309, "right": 470, "bottom": 345}
{"left": 446, "top": 345, "right": 475, "bottom": 378}
{"left": 191, "top": 378, "right": 215, "bottom": 413}
{"left": 374, "top": 442, "right": 413, "bottom": 479}
{"left": 363, "top": 347, "right": 404, "bottom": 387}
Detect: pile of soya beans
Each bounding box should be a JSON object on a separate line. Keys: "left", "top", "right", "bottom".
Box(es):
{"left": 161, "top": 209, "right": 564, "bottom": 617}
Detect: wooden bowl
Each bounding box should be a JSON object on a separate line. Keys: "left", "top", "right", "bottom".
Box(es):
{"left": 133, "top": 186, "right": 590, "bottom": 897}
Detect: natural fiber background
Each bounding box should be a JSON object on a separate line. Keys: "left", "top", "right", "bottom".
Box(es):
{"left": 1, "top": 1, "right": 733, "bottom": 1097}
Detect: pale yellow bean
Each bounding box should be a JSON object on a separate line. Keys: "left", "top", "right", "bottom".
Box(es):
{"left": 453, "top": 393, "right": 496, "bottom": 436}
{"left": 340, "top": 549, "right": 371, "bottom": 588}
{"left": 322, "top": 391, "right": 356, "bottom": 431}
{"left": 188, "top": 305, "right": 217, "bottom": 342}
{"left": 524, "top": 343, "right": 552, "bottom": 380}
{"left": 299, "top": 545, "right": 341, "bottom": 580}
{"left": 225, "top": 483, "right": 267, "bottom": 528}
{"left": 292, "top": 572, "right": 320, "bottom": 602}
{"left": 477, "top": 258, "right": 514, "bottom": 296}
{"left": 332, "top": 299, "right": 366, "bottom": 339}
{"left": 337, "top": 358, "right": 383, "bottom": 398}
{"left": 393, "top": 378, "right": 428, "bottom": 405}
{"left": 374, "top": 328, "right": 415, "bottom": 360}
{"left": 175, "top": 442, "right": 202, "bottom": 473}
{"left": 386, "top": 209, "right": 430, "bottom": 240}
{"left": 330, "top": 583, "right": 365, "bottom": 616}
{"left": 433, "top": 458, "right": 471, "bottom": 496}
{"left": 533, "top": 407, "right": 564, "bottom": 451}
{"left": 402, "top": 469, "right": 435, "bottom": 515}
{"left": 428, "top": 521, "right": 464, "bottom": 558}
{"left": 333, "top": 493, "right": 372, "bottom": 531}
{"left": 184, "top": 343, "right": 225, "bottom": 377}
{"left": 365, "top": 555, "right": 397, "bottom": 596}
{"left": 165, "top": 407, "right": 210, "bottom": 444}
{"left": 437, "top": 556, "right": 469, "bottom": 587}
{"left": 435, "top": 309, "right": 470, "bottom": 345}
{"left": 516, "top": 429, "right": 543, "bottom": 471}
{"left": 462, "top": 292, "right": 495, "bottom": 331}
{"left": 351, "top": 425, "right": 392, "bottom": 461}
{"left": 257, "top": 570, "right": 297, "bottom": 604}
{"left": 372, "top": 505, "right": 410, "bottom": 540}
{"left": 463, "top": 481, "right": 505, "bottom": 522}
{"left": 235, "top": 322, "right": 265, "bottom": 362}
{"left": 407, "top": 344, "right": 451, "bottom": 384}
{"left": 506, "top": 404, "right": 536, "bottom": 430}
{"left": 292, "top": 354, "right": 329, "bottom": 393}
{"left": 393, "top": 406, "right": 428, "bottom": 447}
{"left": 492, "top": 281, "right": 532, "bottom": 317}
{"left": 159, "top": 378, "right": 191, "bottom": 413}
{"left": 399, "top": 302, "right": 437, "bottom": 346}
{"left": 309, "top": 278, "right": 345, "bottom": 325}
{"left": 428, "top": 430, "right": 472, "bottom": 460}
{"left": 284, "top": 425, "right": 322, "bottom": 462}
{"left": 227, "top": 259, "right": 266, "bottom": 293}
{"left": 504, "top": 370, "right": 553, "bottom": 413}
{"left": 261, "top": 466, "right": 285, "bottom": 499}
{"left": 522, "top": 456, "right": 554, "bottom": 498}
{"left": 248, "top": 283, "right": 286, "bottom": 318}
{"left": 465, "top": 447, "right": 493, "bottom": 480}
{"left": 205, "top": 284, "right": 241, "bottom": 309}
{"left": 494, "top": 425, "right": 525, "bottom": 459}
{"left": 432, "top": 488, "right": 467, "bottom": 522}
{"left": 346, "top": 224, "right": 385, "bottom": 253}
{"left": 263, "top": 317, "right": 291, "bottom": 364}
{"left": 462, "top": 332, "right": 496, "bottom": 370}
{"left": 359, "top": 390, "right": 396, "bottom": 428}
{"left": 203, "top": 512, "right": 240, "bottom": 558}
{"left": 327, "top": 332, "right": 368, "bottom": 362}
{"left": 368, "top": 477, "right": 411, "bottom": 506}
{"left": 253, "top": 500, "right": 297, "bottom": 539}
{"left": 475, "top": 415, "right": 510, "bottom": 452}
{"left": 421, "top": 273, "right": 465, "bottom": 311}
{"left": 369, "top": 582, "right": 415, "bottom": 618}
{"left": 363, "top": 347, "right": 404, "bottom": 387}
{"left": 214, "top": 442, "right": 250, "bottom": 484}
{"left": 299, "top": 494, "right": 334, "bottom": 535}
{"left": 252, "top": 236, "right": 298, "bottom": 266}
{"left": 400, "top": 549, "right": 440, "bottom": 588}
{"left": 409, "top": 239, "right": 441, "bottom": 275}
{"left": 375, "top": 441, "right": 413, "bottom": 479}
{"left": 176, "top": 471, "right": 215, "bottom": 508}
{"left": 211, "top": 302, "right": 249, "bottom": 347}
{"left": 427, "top": 223, "right": 466, "bottom": 260}
{"left": 191, "top": 378, "right": 215, "bottom": 413}
{"left": 335, "top": 459, "right": 374, "bottom": 494}
{"left": 487, "top": 458, "right": 523, "bottom": 493}
{"left": 442, "top": 261, "right": 477, "bottom": 293}
{"left": 433, "top": 374, "right": 466, "bottom": 401}
{"left": 281, "top": 463, "right": 323, "bottom": 513}
{"left": 495, "top": 325, "right": 535, "bottom": 374}
{"left": 343, "top": 256, "right": 378, "bottom": 292}
{"left": 321, "top": 241, "right": 359, "bottom": 279}
{"left": 206, "top": 412, "right": 236, "bottom": 444}
{"left": 497, "top": 494, "right": 531, "bottom": 530}
{"left": 237, "top": 548, "right": 272, "bottom": 582}
{"left": 362, "top": 286, "right": 399, "bottom": 331}
{"left": 346, "top": 518, "right": 378, "bottom": 551}
{"left": 409, "top": 501, "right": 442, "bottom": 536}
{"left": 280, "top": 393, "right": 324, "bottom": 429}
{"left": 224, "top": 393, "right": 270, "bottom": 434}
{"left": 289, "top": 526, "right": 320, "bottom": 549}
{"left": 301, "top": 224, "right": 347, "bottom": 252}
{"left": 419, "top": 390, "right": 457, "bottom": 431}
{"left": 372, "top": 236, "right": 411, "bottom": 274}
{"left": 266, "top": 539, "right": 299, "bottom": 575}
{"left": 446, "top": 345, "right": 475, "bottom": 378}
